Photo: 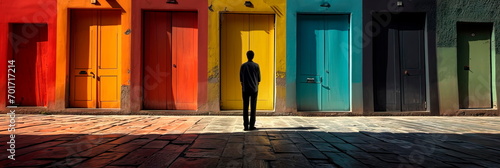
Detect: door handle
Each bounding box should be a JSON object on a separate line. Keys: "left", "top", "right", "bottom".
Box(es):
{"left": 404, "top": 70, "right": 410, "bottom": 76}
{"left": 90, "top": 72, "right": 96, "bottom": 78}
{"left": 173, "top": 64, "right": 177, "bottom": 68}
{"left": 464, "top": 66, "right": 470, "bottom": 70}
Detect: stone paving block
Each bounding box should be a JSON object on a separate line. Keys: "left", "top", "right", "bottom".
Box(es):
{"left": 198, "top": 134, "right": 231, "bottom": 140}
{"left": 74, "top": 152, "right": 128, "bottom": 168}
{"left": 5, "top": 159, "right": 54, "bottom": 167}
{"left": 311, "top": 142, "right": 342, "bottom": 152}
{"left": 299, "top": 132, "right": 326, "bottom": 142}
{"left": 324, "top": 152, "right": 368, "bottom": 168}
{"left": 108, "top": 139, "right": 150, "bottom": 153}
{"left": 142, "top": 140, "right": 169, "bottom": 149}
{"left": 270, "top": 140, "right": 300, "bottom": 153}
{"left": 185, "top": 148, "right": 224, "bottom": 158}
{"left": 243, "top": 159, "right": 269, "bottom": 168}
{"left": 244, "top": 145, "right": 276, "bottom": 160}
{"left": 138, "top": 144, "right": 188, "bottom": 168}
{"left": 295, "top": 143, "right": 328, "bottom": 159}
{"left": 245, "top": 136, "right": 271, "bottom": 145}
{"left": 345, "top": 151, "right": 389, "bottom": 168}
{"left": 228, "top": 135, "right": 245, "bottom": 143}
{"left": 46, "top": 158, "right": 87, "bottom": 167}
{"left": 308, "top": 160, "right": 337, "bottom": 168}
{"left": 172, "top": 134, "right": 198, "bottom": 144}
{"left": 74, "top": 144, "right": 116, "bottom": 158}
{"left": 222, "top": 143, "right": 244, "bottom": 158}
{"left": 270, "top": 154, "right": 313, "bottom": 168}
{"left": 169, "top": 157, "right": 219, "bottom": 168}
{"left": 110, "top": 148, "right": 160, "bottom": 166}
{"left": 217, "top": 158, "right": 243, "bottom": 168}
{"left": 157, "top": 134, "right": 180, "bottom": 140}
{"left": 371, "top": 153, "right": 406, "bottom": 163}
{"left": 107, "top": 135, "right": 141, "bottom": 145}
{"left": 191, "top": 138, "right": 227, "bottom": 149}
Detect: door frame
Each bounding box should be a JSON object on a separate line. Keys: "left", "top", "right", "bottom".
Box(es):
{"left": 219, "top": 13, "right": 277, "bottom": 111}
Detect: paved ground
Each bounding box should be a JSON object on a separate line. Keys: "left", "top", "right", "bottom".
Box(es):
{"left": 1, "top": 115, "right": 500, "bottom": 167}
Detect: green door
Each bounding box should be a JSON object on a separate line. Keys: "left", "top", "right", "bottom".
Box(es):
{"left": 457, "top": 23, "right": 493, "bottom": 109}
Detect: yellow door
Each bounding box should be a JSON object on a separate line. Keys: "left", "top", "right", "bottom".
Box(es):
{"left": 221, "top": 14, "right": 275, "bottom": 110}
{"left": 70, "top": 10, "right": 121, "bottom": 108}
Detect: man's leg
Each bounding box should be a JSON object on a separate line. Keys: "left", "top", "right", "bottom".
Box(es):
{"left": 250, "top": 91, "right": 258, "bottom": 129}
{"left": 242, "top": 91, "right": 250, "bottom": 130}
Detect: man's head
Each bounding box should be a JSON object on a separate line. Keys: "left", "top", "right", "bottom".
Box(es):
{"left": 246, "top": 50, "right": 255, "bottom": 61}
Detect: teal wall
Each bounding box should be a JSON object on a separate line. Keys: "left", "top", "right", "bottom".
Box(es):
{"left": 286, "top": 0, "right": 363, "bottom": 113}
{"left": 437, "top": 0, "right": 500, "bottom": 115}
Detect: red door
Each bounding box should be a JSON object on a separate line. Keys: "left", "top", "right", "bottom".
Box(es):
{"left": 11, "top": 24, "right": 48, "bottom": 106}
{"left": 143, "top": 12, "right": 198, "bottom": 110}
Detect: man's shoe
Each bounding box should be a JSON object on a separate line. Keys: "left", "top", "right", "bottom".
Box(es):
{"left": 244, "top": 128, "right": 249, "bottom": 131}
{"left": 249, "top": 127, "right": 257, "bottom": 130}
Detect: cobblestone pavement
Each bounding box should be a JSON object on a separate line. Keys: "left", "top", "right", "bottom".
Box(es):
{"left": 1, "top": 115, "right": 500, "bottom": 167}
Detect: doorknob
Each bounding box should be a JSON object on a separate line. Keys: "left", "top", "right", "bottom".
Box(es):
{"left": 464, "top": 66, "right": 470, "bottom": 70}
{"left": 90, "top": 72, "right": 96, "bottom": 78}
{"left": 173, "top": 64, "right": 177, "bottom": 68}
{"left": 404, "top": 70, "right": 409, "bottom": 76}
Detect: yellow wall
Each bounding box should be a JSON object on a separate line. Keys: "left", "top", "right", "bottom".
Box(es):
{"left": 207, "top": 0, "right": 287, "bottom": 112}
{"left": 55, "top": 0, "right": 131, "bottom": 110}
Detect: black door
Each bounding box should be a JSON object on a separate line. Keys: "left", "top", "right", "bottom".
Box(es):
{"left": 373, "top": 13, "right": 426, "bottom": 112}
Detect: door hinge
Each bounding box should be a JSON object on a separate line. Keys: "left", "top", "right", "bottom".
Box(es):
{"left": 424, "top": 101, "right": 427, "bottom": 110}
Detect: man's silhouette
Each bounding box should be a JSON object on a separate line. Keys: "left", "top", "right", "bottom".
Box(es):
{"left": 240, "top": 50, "right": 260, "bottom": 131}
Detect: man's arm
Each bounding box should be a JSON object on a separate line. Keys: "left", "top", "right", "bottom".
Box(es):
{"left": 240, "top": 65, "right": 243, "bottom": 84}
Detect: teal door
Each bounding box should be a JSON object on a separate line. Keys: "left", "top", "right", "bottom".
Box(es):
{"left": 297, "top": 15, "right": 350, "bottom": 111}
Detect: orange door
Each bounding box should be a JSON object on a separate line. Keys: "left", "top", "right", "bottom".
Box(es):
{"left": 11, "top": 24, "right": 48, "bottom": 106}
{"left": 70, "top": 10, "right": 121, "bottom": 108}
{"left": 143, "top": 12, "right": 198, "bottom": 110}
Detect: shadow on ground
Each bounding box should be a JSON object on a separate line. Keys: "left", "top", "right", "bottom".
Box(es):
{"left": 0, "top": 131, "right": 499, "bottom": 167}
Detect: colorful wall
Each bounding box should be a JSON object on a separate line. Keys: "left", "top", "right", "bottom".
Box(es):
{"left": 437, "top": 0, "right": 500, "bottom": 115}
{"left": 286, "top": 0, "right": 363, "bottom": 114}
{"left": 0, "top": 0, "right": 57, "bottom": 111}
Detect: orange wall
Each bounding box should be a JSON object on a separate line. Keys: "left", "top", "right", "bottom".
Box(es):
{"left": 0, "top": 0, "right": 57, "bottom": 111}
{"left": 130, "top": 0, "right": 208, "bottom": 112}
{"left": 55, "top": 0, "right": 132, "bottom": 110}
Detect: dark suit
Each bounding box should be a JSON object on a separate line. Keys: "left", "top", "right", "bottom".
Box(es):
{"left": 240, "top": 61, "right": 261, "bottom": 129}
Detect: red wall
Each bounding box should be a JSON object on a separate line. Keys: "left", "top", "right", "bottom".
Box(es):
{"left": 0, "top": 1, "right": 57, "bottom": 110}
{"left": 130, "top": 0, "right": 208, "bottom": 111}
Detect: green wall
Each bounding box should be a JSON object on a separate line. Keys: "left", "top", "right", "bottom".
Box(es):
{"left": 437, "top": 0, "right": 500, "bottom": 115}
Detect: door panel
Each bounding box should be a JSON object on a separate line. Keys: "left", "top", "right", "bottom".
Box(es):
{"left": 297, "top": 15, "right": 323, "bottom": 111}
{"left": 143, "top": 12, "right": 172, "bottom": 110}
{"left": 458, "top": 23, "right": 492, "bottom": 108}
{"left": 221, "top": 14, "right": 248, "bottom": 110}
{"left": 172, "top": 12, "right": 198, "bottom": 110}
{"left": 70, "top": 10, "right": 120, "bottom": 108}
{"left": 98, "top": 10, "right": 121, "bottom": 108}
{"left": 221, "top": 14, "right": 274, "bottom": 110}
{"left": 70, "top": 10, "right": 98, "bottom": 108}
{"left": 249, "top": 15, "right": 275, "bottom": 109}
{"left": 400, "top": 29, "right": 426, "bottom": 111}
{"left": 323, "top": 15, "right": 350, "bottom": 111}
{"left": 12, "top": 24, "right": 48, "bottom": 106}
{"left": 373, "top": 13, "right": 426, "bottom": 112}
{"left": 143, "top": 11, "right": 198, "bottom": 110}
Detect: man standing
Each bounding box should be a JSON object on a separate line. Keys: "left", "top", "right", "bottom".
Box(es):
{"left": 240, "top": 50, "right": 260, "bottom": 131}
